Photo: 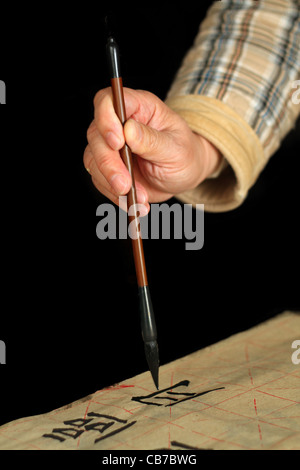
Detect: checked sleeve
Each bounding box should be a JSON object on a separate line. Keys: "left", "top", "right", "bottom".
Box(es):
{"left": 165, "top": 0, "right": 300, "bottom": 211}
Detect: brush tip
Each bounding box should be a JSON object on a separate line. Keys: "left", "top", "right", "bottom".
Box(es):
{"left": 144, "top": 340, "right": 159, "bottom": 390}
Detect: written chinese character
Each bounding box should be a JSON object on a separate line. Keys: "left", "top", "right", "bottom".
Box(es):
{"left": 132, "top": 380, "right": 224, "bottom": 406}
{"left": 43, "top": 412, "right": 136, "bottom": 444}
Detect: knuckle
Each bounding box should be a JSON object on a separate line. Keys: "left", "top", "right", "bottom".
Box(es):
{"left": 86, "top": 121, "right": 96, "bottom": 139}
{"left": 86, "top": 127, "right": 92, "bottom": 142}
{"left": 93, "top": 87, "right": 110, "bottom": 108}
{"left": 94, "top": 93, "right": 119, "bottom": 132}
{"left": 83, "top": 145, "right": 92, "bottom": 163}
{"left": 95, "top": 152, "right": 113, "bottom": 175}
{"left": 147, "top": 128, "right": 159, "bottom": 151}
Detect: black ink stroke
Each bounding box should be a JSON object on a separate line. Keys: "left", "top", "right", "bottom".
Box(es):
{"left": 131, "top": 380, "right": 225, "bottom": 406}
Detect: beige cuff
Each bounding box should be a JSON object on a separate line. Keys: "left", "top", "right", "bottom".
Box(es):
{"left": 165, "top": 95, "right": 266, "bottom": 212}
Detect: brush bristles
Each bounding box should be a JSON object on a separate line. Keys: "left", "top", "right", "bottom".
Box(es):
{"left": 144, "top": 341, "right": 159, "bottom": 390}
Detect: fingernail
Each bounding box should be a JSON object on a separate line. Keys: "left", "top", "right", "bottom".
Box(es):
{"left": 138, "top": 203, "right": 150, "bottom": 217}
{"left": 106, "top": 131, "right": 122, "bottom": 150}
{"left": 110, "top": 174, "right": 128, "bottom": 194}
{"left": 136, "top": 188, "right": 147, "bottom": 204}
{"left": 128, "top": 119, "right": 142, "bottom": 141}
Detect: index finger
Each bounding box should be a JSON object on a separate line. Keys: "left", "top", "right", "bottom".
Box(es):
{"left": 93, "top": 88, "right": 125, "bottom": 150}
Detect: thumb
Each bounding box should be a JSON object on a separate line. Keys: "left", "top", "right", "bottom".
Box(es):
{"left": 124, "top": 119, "right": 169, "bottom": 161}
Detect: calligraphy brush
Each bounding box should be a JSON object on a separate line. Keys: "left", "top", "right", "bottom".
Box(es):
{"left": 106, "top": 34, "right": 159, "bottom": 390}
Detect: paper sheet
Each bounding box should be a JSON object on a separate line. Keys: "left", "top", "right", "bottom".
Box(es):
{"left": 0, "top": 311, "right": 299, "bottom": 450}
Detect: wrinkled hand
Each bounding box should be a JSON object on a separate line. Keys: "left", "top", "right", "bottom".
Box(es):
{"left": 84, "top": 88, "right": 221, "bottom": 213}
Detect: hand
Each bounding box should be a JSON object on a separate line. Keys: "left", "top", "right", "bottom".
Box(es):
{"left": 84, "top": 88, "right": 221, "bottom": 212}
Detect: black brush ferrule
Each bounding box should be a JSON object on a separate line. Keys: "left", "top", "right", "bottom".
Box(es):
{"left": 106, "top": 36, "right": 121, "bottom": 78}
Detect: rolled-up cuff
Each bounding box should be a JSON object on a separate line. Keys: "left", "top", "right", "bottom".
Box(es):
{"left": 165, "top": 95, "right": 266, "bottom": 212}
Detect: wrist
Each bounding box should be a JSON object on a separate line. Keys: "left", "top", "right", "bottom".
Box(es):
{"left": 192, "top": 132, "right": 223, "bottom": 185}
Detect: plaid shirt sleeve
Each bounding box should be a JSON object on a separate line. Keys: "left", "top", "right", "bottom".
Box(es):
{"left": 165, "top": 0, "right": 300, "bottom": 212}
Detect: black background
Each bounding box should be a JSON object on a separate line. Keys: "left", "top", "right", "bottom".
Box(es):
{"left": 0, "top": 2, "right": 299, "bottom": 427}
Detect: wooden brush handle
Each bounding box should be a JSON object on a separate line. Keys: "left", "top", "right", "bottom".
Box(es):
{"left": 111, "top": 77, "right": 148, "bottom": 287}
